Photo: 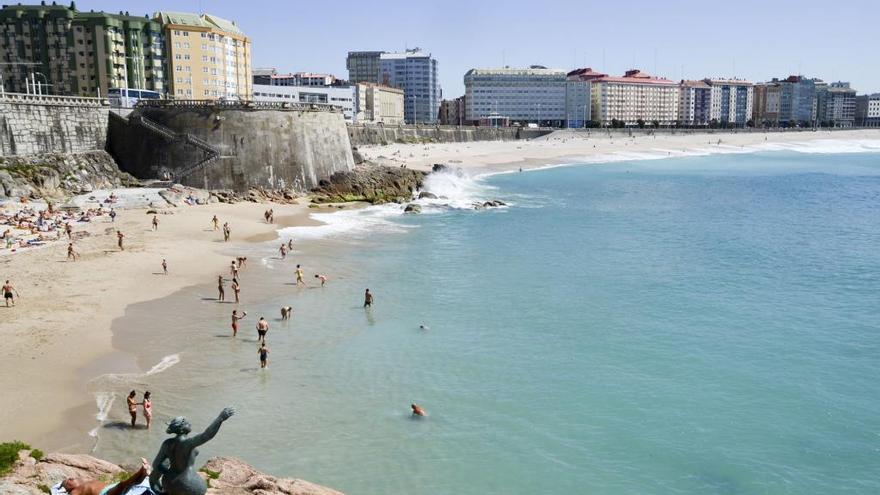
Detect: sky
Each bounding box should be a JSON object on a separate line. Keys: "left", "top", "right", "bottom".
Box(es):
{"left": 84, "top": 0, "right": 880, "bottom": 97}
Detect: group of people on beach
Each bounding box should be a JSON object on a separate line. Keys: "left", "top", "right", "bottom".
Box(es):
{"left": 0, "top": 200, "right": 117, "bottom": 254}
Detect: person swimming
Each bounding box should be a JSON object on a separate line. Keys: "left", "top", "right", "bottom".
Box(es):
{"left": 411, "top": 404, "right": 426, "bottom": 417}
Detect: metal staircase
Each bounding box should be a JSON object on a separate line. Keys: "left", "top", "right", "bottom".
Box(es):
{"left": 130, "top": 114, "right": 221, "bottom": 181}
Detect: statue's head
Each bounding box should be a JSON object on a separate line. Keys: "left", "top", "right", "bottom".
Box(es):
{"left": 166, "top": 416, "right": 192, "bottom": 435}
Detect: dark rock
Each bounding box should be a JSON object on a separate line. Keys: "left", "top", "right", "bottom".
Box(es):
{"left": 404, "top": 203, "right": 422, "bottom": 213}
{"left": 311, "top": 165, "right": 426, "bottom": 204}
{"left": 418, "top": 191, "right": 438, "bottom": 200}
{"left": 431, "top": 164, "right": 448, "bottom": 173}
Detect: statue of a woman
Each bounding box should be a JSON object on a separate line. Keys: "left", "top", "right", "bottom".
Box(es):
{"left": 149, "top": 407, "right": 235, "bottom": 495}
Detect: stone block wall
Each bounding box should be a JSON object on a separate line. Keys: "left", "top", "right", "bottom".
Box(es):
{"left": 347, "top": 124, "right": 553, "bottom": 146}
{"left": 0, "top": 93, "right": 110, "bottom": 156}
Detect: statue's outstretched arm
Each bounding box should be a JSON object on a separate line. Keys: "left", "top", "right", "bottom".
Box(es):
{"left": 187, "top": 407, "right": 235, "bottom": 447}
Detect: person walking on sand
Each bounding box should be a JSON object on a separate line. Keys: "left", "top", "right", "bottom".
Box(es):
{"left": 65, "top": 223, "right": 73, "bottom": 240}
{"left": 212, "top": 215, "right": 219, "bottom": 231}
{"left": 142, "top": 391, "right": 153, "bottom": 429}
{"left": 223, "top": 222, "right": 230, "bottom": 242}
{"left": 279, "top": 244, "right": 287, "bottom": 259}
{"left": 256, "top": 317, "right": 269, "bottom": 343}
{"left": 258, "top": 343, "right": 269, "bottom": 369}
{"left": 231, "top": 310, "right": 247, "bottom": 336}
{"left": 363, "top": 288, "right": 373, "bottom": 308}
{"left": 116, "top": 230, "right": 125, "bottom": 251}
{"left": 315, "top": 274, "right": 327, "bottom": 287}
{"left": 109, "top": 208, "right": 117, "bottom": 223}
{"left": 3, "top": 280, "right": 19, "bottom": 307}
{"left": 67, "top": 242, "right": 79, "bottom": 261}
{"left": 295, "top": 265, "right": 305, "bottom": 286}
{"left": 152, "top": 215, "right": 159, "bottom": 231}
{"left": 231, "top": 278, "right": 241, "bottom": 303}
{"left": 127, "top": 390, "right": 139, "bottom": 428}
{"left": 217, "top": 275, "right": 226, "bottom": 301}
{"left": 269, "top": 209, "right": 274, "bottom": 223}
{"left": 162, "top": 259, "right": 168, "bottom": 275}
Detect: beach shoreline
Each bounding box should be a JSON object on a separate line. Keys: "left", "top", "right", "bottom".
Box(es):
{"left": 0, "top": 198, "right": 325, "bottom": 451}
{"left": 4, "top": 128, "right": 880, "bottom": 454}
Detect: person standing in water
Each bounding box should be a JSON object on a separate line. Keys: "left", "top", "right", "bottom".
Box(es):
{"left": 127, "top": 390, "right": 139, "bottom": 427}
{"left": 230, "top": 260, "right": 239, "bottom": 278}
{"left": 116, "top": 230, "right": 125, "bottom": 251}
{"left": 217, "top": 275, "right": 225, "bottom": 301}
{"left": 152, "top": 215, "right": 159, "bottom": 231}
{"left": 295, "top": 265, "right": 305, "bottom": 286}
{"left": 287, "top": 239, "right": 294, "bottom": 251}
{"left": 258, "top": 343, "right": 269, "bottom": 368}
{"left": 315, "top": 274, "right": 327, "bottom": 287}
{"left": 222, "top": 223, "right": 230, "bottom": 242}
{"left": 161, "top": 259, "right": 168, "bottom": 275}
{"left": 256, "top": 317, "right": 269, "bottom": 343}
{"left": 279, "top": 244, "right": 287, "bottom": 259}
{"left": 142, "top": 391, "right": 153, "bottom": 429}
{"left": 364, "top": 288, "right": 373, "bottom": 308}
{"left": 231, "top": 278, "right": 241, "bottom": 303}
{"left": 3, "top": 280, "right": 19, "bottom": 307}
{"left": 212, "top": 215, "right": 219, "bottom": 231}
{"left": 231, "top": 310, "right": 246, "bottom": 337}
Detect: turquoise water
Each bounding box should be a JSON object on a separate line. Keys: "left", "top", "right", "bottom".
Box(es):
{"left": 95, "top": 151, "right": 880, "bottom": 494}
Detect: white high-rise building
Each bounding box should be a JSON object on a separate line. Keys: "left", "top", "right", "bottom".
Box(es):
{"left": 464, "top": 66, "right": 590, "bottom": 127}
{"left": 379, "top": 49, "right": 440, "bottom": 124}
{"left": 706, "top": 79, "right": 754, "bottom": 126}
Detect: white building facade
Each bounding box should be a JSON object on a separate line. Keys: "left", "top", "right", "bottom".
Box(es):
{"left": 252, "top": 83, "right": 354, "bottom": 121}
{"left": 706, "top": 79, "right": 754, "bottom": 126}
{"left": 576, "top": 69, "right": 679, "bottom": 126}
{"left": 464, "top": 67, "right": 590, "bottom": 127}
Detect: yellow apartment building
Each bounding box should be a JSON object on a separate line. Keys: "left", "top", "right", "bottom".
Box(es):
{"left": 155, "top": 11, "right": 252, "bottom": 100}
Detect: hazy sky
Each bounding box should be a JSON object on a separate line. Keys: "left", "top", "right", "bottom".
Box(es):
{"left": 87, "top": 0, "right": 880, "bottom": 96}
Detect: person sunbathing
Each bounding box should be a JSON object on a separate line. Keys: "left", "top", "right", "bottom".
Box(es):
{"left": 56, "top": 457, "right": 153, "bottom": 495}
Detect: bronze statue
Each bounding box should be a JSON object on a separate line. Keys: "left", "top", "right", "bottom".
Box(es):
{"left": 149, "top": 407, "right": 235, "bottom": 495}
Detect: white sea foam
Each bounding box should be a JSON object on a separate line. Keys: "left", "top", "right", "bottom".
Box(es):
{"left": 280, "top": 169, "right": 501, "bottom": 240}
{"left": 145, "top": 353, "right": 180, "bottom": 376}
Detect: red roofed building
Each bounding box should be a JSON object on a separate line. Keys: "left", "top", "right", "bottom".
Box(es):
{"left": 570, "top": 68, "right": 679, "bottom": 126}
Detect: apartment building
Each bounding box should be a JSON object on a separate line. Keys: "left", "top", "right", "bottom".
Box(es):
{"left": 816, "top": 81, "right": 856, "bottom": 127}
{"left": 706, "top": 79, "right": 753, "bottom": 126}
{"left": 855, "top": 93, "right": 880, "bottom": 127}
{"left": 570, "top": 68, "right": 679, "bottom": 126}
{"left": 679, "top": 80, "right": 711, "bottom": 126}
{"left": 252, "top": 83, "right": 354, "bottom": 121}
{"left": 354, "top": 82, "right": 405, "bottom": 125}
{"left": 346, "top": 51, "right": 384, "bottom": 84}
{"left": 438, "top": 96, "right": 466, "bottom": 125}
{"left": 156, "top": 11, "right": 251, "bottom": 100}
{"left": 776, "top": 75, "right": 820, "bottom": 126}
{"left": 0, "top": 3, "right": 164, "bottom": 96}
{"left": 379, "top": 49, "right": 440, "bottom": 124}
{"left": 753, "top": 82, "right": 782, "bottom": 126}
{"left": 464, "top": 67, "right": 589, "bottom": 127}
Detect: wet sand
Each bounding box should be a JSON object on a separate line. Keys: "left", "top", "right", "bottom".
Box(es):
{"left": 0, "top": 200, "right": 314, "bottom": 450}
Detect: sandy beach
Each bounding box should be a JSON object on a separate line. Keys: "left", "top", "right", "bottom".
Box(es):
{"left": 0, "top": 198, "right": 328, "bottom": 449}
{"left": 359, "top": 128, "right": 880, "bottom": 174}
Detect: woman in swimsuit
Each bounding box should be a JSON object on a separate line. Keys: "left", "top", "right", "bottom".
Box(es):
{"left": 258, "top": 344, "right": 269, "bottom": 368}
{"left": 231, "top": 278, "right": 241, "bottom": 303}
{"left": 143, "top": 391, "right": 153, "bottom": 429}
{"left": 231, "top": 310, "right": 246, "bottom": 337}
{"left": 217, "top": 275, "right": 225, "bottom": 301}
{"left": 127, "top": 390, "right": 139, "bottom": 428}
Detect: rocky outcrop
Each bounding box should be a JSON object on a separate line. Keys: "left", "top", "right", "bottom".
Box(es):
{"left": 311, "top": 165, "right": 425, "bottom": 204}
{"left": 0, "top": 151, "right": 138, "bottom": 200}
{"left": 1, "top": 450, "right": 343, "bottom": 495}
{"left": 403, "top": 203, "right": 421, "bottom": 213}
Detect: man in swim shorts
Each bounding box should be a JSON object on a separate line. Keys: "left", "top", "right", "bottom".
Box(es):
{"left": 256, "top": 317, "right": 269, "bottom": 343}
{"left": 3, "top": 280, "right": 18, "bottom": 307}
{"left": 363, "top": 288, "right": 373, "bottom": 308}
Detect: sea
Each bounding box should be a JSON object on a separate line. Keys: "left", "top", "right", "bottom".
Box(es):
{"left": 88, "top": 141, "right": 880, "bottom": 495}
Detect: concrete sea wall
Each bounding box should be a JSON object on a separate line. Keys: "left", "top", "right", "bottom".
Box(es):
{"left": 108, "top": 102, "right": 355, "bottom": 192}
{"left": 348, "top": 124, "right": 552, "bottom": 146}
{"left": 0, "top": 93, "right": 109, "bottom": 156}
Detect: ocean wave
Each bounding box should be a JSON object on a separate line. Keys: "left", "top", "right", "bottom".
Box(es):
{"left": 279, "top": 169, "right": 502, "bottom": 240}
